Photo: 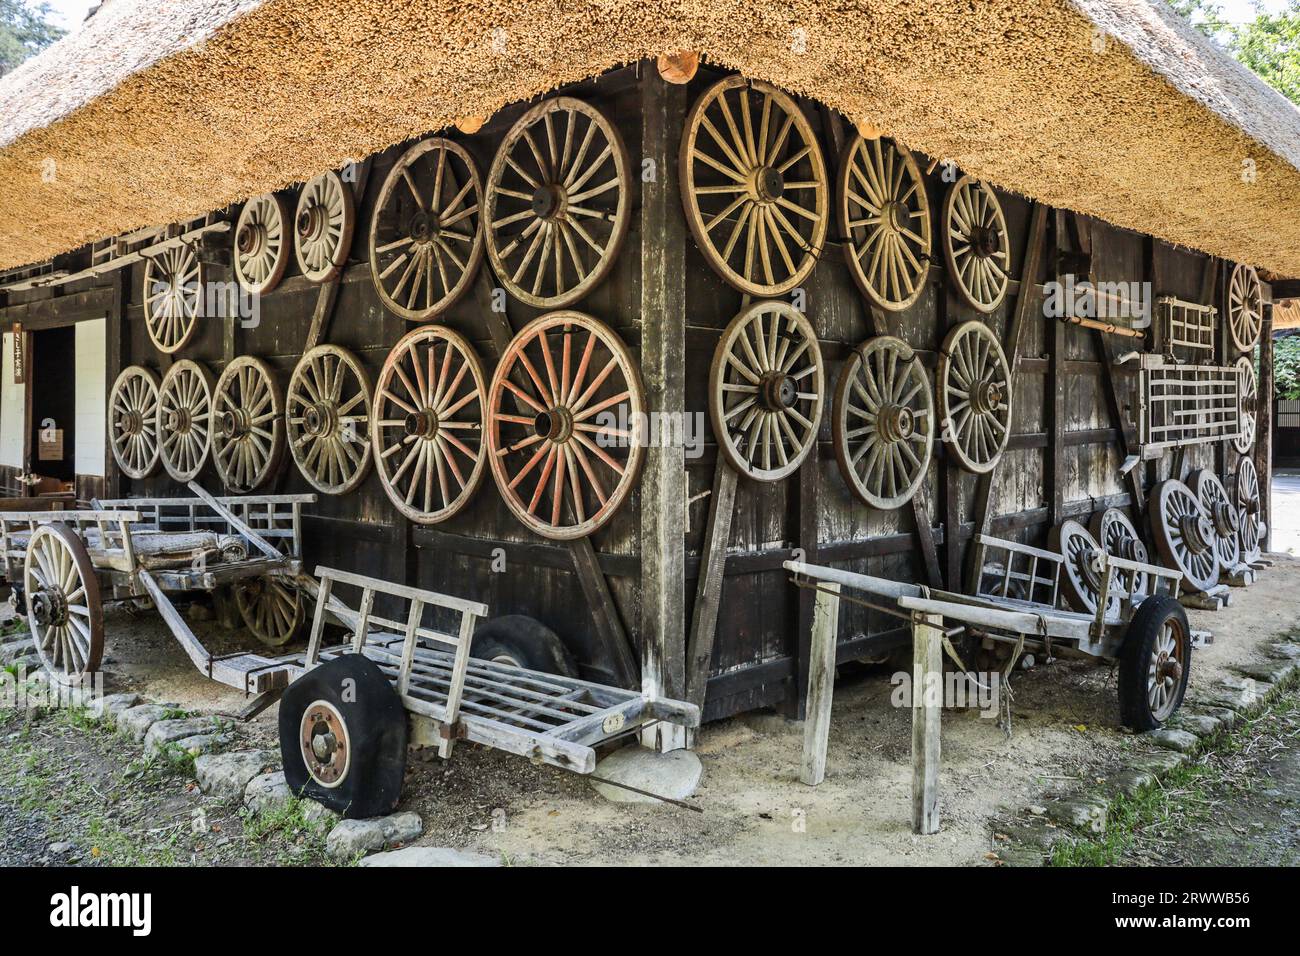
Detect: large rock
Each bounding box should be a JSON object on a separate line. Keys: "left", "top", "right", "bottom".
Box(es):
{"left": 359, "top": 846, "right": 499, "bottom": 867}
{"left": 1110, "top": 768, "right": 1155, "bottom": 797}
{"left": 1170, "top": 712, "right": 1221, "bottom": 737}
{"left": 1044, "top": 797, "right": 1107, "bottom": 834}
{"left": 244, "top": 771, "right": 293, "bottom": 815}
{"left": 590, "top": 747, "right": 702, "bottom": 805}
{"left": 1146, "top": 728, "right": 1199, "bottom": 754}
{"left": 116, "top": 704, "right": 176, "bottom": 743}
{"left": 86, "top": 692, "right": 141, "bottom": 724}
{"left": 194, "top": 749, "right": 279, "bottom": 798}
{"left": 1132, "top": 750, "right": 1188, "bottom": 774}
{"left": 1233, "top": 660, "right": 1295, "bottom": 685}
{"left": 143, "top": 716, "right": 226, "bottom": 757}
{"left": 171, "top": 732, "right": 235, "bottom": 758}
{"left": 326, "top": 812, "right": 423, "bottom": 860}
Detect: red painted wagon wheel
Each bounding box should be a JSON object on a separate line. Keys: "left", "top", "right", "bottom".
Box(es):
{"left": 212, "top": 356, "right": 285, "bottom": 492}
{"left": 287, "top": 345, "right": 373, "bottom": 495}
{"left": 1149, "top": 479, "right": 1221, "bottom": 593}
{"left": 942, "top": 175, "right": 1009, "bottom": 313}
{"left": 234, "top": 193, "right": 292, "bottom": 295}
{"left": 373, "top": 326, "right": 488, "bottom": 523}
{"left": 1191, "top": 469, "right": 1241, "bottom": 571}
{"left": 1226, "top": 264, "right": 1262, "bottom": 353}
{"left": 296, "top": 171, "right": 355, "bottom": 284}
{"left": 1049, "top": 519, "right": 1116, "bottom": 616}
{"left": 143, "top": 243, "right": 202, "bottom": 354}
{"left": 1233, "top": 355, "right": 1257, "bottom": 455}
{"left": 488, "top": 312, "right": 644, "bottom": 539}
{"left": 157, "top": 359, "right": 214, "bottom": 482}
{"left": 936, "top": 320, "right": 1012, "bottom": 474}
{"left": 1234, "top": 456, "right": 1263, "bottom": 564}
{"left": 109, "top": 365, "right": 162, "bottom": 479}
{"left": 1088, "top": 507, "right": 1149, "bottom": 598}
{"left": 24, "top": 524, "right": 103, "bottom": 686}
{"left": 369, "top": 138, "right": 485, "bottom": 321}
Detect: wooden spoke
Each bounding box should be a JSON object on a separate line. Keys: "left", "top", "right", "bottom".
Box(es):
{"left": 287, "top": 345, "right": 373, "bottom": 495}
{"left": 1234, "top": 456, "right": 1262, "bottom": 564}
{"left": 108, "top": 365, "right": 162, "bottom": 479}
{"left": 941, "top": 175, "right": 1010, "bottom": 313}
{"left": 1149, "top": 478, "right": 1221, "bottom": 593}
{"left": 1233, "top": 354, "right": 1258, "bottom": 455}
{"left": 833, "top": 335, "right": 933, "bottom": 508}
{"left": 1191, "top": 469, "right": 1241, "bottom": 571}
{"left": 295, "top": 170, "right": 355, "bottom": 283}
{"left": 837, "top": 135, "right": 931, "bottom": 312}
{"left": 1088, "top": 507, "right": 1150, "bottom": 597}
{"left": 234, "top": 193, "right": 292, "bottom": 295}
{"left": 485, "top": 97, "right": 631, "bottom": 309}
{"left": 681, "top": 76, "right": 828, "bottom": 297}
{"left": 488, "top": 312, "right": 644, "bottom": 538}
{"left": 236, "top": 576, "right": 305, "bottom": 647}
{"left": 373, "top": 326, "right": 488, "bottom": 523}
{"left": 936, "top": 320, "right": 1012, "bottom": 474}
{"left": 157, "top": 359, "right": 214, "bottom": 482}
{"left": 1049, "top": 519, "right": 1115, "bottom": 616}
{"left": 24, "top": 524, "right": 103, "bottom": 686}
{"left": 1226, "top": 263, "right": 1262, "bottom": 352}
{"left": 211, "top": 356, "right": 285, "bottom": 492}
{"left": 710, "top": 300, "right": 824, "bottom": 481}
{"left": 142, "top": 242, "right": 202, "bottom": 354}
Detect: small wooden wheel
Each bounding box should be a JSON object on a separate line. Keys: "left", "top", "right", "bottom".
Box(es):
{"left": 1050, "top": 519, "right": 1116, "bottom": 616}
{"left": 710, "top": 300, "right": 824, "bottom": 481}
{"left": 1191, "top": 469, "right": 1241, "bottom": 571}
{"left": 157, "top": 360, "right": 214, "bottom": 482}
{"left": 143, "top": 243, "right": 202, "bottom": 354}
{"left": 109, "top": 366, "right": 162, "bottom": 479}
{"left": 24, "top": 524, "right": 103, "bottom": 686}
{"left": 287, "top": 345, "right": 373, "bottom": 495}
{"left": 936, "top": 320, "right": 1012, "bottom": 474}
{"left": 1149, "top": 479, "right": 1221, "bottom": 593}
{"left": 485, "top": 98, "right": 630, "bottom": 308}
{"left": 373, "top": 326, "right": 488, "bottom": 523}
{"left": 942, "top": 176, "right": 1010, "bottom": 313}
{"left": 370, "top": 138, "right": 485, "bottom": 320}
{"left": 1226, "top": 263, "right": 1262, "bottom": 352}
{"left": 833, "top": 335, "right": 933, "bottom": 508}
{"left": 236, "top": 576, "right": 304, "bottom": 647}
{"left": 488, "top": 312, "right": 644, "bottom": 539}
{"left": 681, "top": 76, "right": 828, "bottom": 297}
{"left": 1088, "top": 507, "right": 1149, "bottom": 597}
{"left": 1234, "top": 456, "right": 1263, "bottom": 564}
{"left": 1233, "top": 355, "right": 1257, "bottom": 455}
{"left": 295, "top": 171, "right": 355, "bottom": 283}
{"left": 212, "top": 356, "right": 285, "bottom": 492}
{"left": 837, "top": 136, "right": 931, "bottom": 311}
{"left": 233, "top": 193, "right": 292, "bottom": 295}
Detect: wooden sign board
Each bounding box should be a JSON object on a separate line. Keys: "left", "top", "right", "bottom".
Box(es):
{"left": 11, "top": 322, "right": 23, "bottom": 384}
{"left": 38, "top": 428, "right": 63, "bottom": 461}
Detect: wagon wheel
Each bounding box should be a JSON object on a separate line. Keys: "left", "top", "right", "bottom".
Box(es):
{"left": 236, "top": 576, "right": 304, "bottom": 647}
{"left": 369, "top": 138, "right": 485, "bottom": 320}
{"left": 143, "top": 243, "right": 202, "bottom": 354}
{"left": 1088, "top": 507, "right": 1149, "bottom": 597}
{"left": 1149, "top": 479, "right": 1221, "bottom": 593}
{"left": 287, "top": 346, "right": 373, "bottom": 495}
{"left": 1233, "top": 355, "right": 1257, "bottom": 455}
{"left": 1234, "top": 456, "right": 1263, "bottom": 564}
{"left": 374, "top": 327, "right": 488, "bottom": 523}
{"left": 1226, "top": 263, "right": 1262, "bottom": 352}
{"left": 295, "top": 171, "right": 355, "bottom": 283}
{"left": 832, "top": 335, "right": 933, "bottom": 508}
{"left": 1191, "top": 469, "right": 1241, "bottom": 570}
{"left": 212, "top": 356, "right": 285, "bottom": 492}
{"left": 837, "top": 135, "right": 931, "bottom": 312}
{"left": 942, "top": 176, "right": 1010, "bottom": 313}
{"left": 485, "top": 98, "right": 630, "bottom": 308}
{"left": 487, "top": 312, "right": 645, "bottom": 539}
{"left": 936, "top": 320, "right": 1012, "bottom": 474}
{"left": 108, "top": 366, "right": 162, "bottom": 479}
{"left": 24, "top": 524, "right": 103, "bottom": 686}
{"left": 157, "top": 360, "right": 214, "bottom": 482}
{"left": 233, "top": 194, "right": 292, "bottom": 295}
{"left": 681, "top": 76, "right": 828, "bottom": 297}
{"left": 1049, "top": 519, "right": 1116, "bottom": 616}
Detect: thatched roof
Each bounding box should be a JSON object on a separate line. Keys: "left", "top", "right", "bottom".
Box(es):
{"left": 2, "top": 0, "right": 1300, "bottom": 275}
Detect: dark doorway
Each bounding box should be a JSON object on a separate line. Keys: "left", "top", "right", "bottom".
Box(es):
{"left": 28, "top": 325, "right": 76, "bottom": 485}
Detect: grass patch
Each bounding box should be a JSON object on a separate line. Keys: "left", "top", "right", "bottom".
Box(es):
{"left": 240, "top": 797, "right": 337, "bottom": 865}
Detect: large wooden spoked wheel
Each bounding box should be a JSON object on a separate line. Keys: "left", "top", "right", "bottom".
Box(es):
{"left": 837, "top": 136, "right": 931, "bottom": 312}
{"left": 109, "top": 366, "right": 162, "bottom": 479}
{"left": 233, "top": 193, "right": 292, "bottom": 295}
{"left": 1226, "top": 263, "right": 1262, "bottom": 353}
{"left": 236, "top": 576, "right": 305, "bottom": 648}
{"left": 681, "top": 76, "right": 828, "bottom": 297}
{"left": 24, "top": 524, "right": 103, "bottom": 686}
{"left": 212, "top": 357, "right": 285, "bottom": 492}
{"left": 296, "top": 171, "right": 355, "bottom": 283}
{"left": 1049, "top": 519, "right": 1115, "bottom": 616}
{"left": 936, "top": 320, "right": 1012, "bottom": 474}
{"left": 373, "top": 327, "right": 488, "bottom": 523}
{"left": 1233, "top": 355, "right": 1257, "bottom": 455}
{"left": 710, "top": 301, "right": 824, "bottom": 481}
{"left": 157, "top": 360, "right": 214, "bottom": 482}
{"left": 833, "top": 335, "right": 933, "bottom": 508}
{"left": 1191, "top": 469, "right": 1241, "bottom": 571}
{"left": 485, "top": 98, "right": 630, "bottom": 309}
{"left": 370, "top": 138, "right": 485, "bottom": 321}
{"left": 942, "top": 176, "right": 1010, "bottom": 313}
{"left": 287, "top": 345, "right": 373, "bottom": 495}
{"left": 1088, "top": 507, "right": 1149, "bottom": 598}
{"left": 1149, "top": 479, "right": 1221, "bottom": 593}
{"left": 488, "top": 313, "right": 644, "bottom": 539}
{"left": 143, "top": 243, "right": 202, "bottom": 354}
{"left": 1234, "top": 456, "right": 1263, "bottom": 564}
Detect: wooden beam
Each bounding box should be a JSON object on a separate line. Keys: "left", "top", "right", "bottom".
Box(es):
{"left": 799, "top": 582, "right": 840, "bottom": 786}
{"left": 911, "top": 611, "right": 943, "bottom": 835}
{"left": 684, "top": 462, "right": 738, "bottom": 707}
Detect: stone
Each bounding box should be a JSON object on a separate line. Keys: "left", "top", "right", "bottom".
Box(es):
{"left": 999, "top": 818, "right": 1070, "bottom": 850}
{"left": 1132, "top": 750, "right": 1188, "bottom": 774}
{"left": 1232, "top": 661, "right": 1295, "bottom": 685}
{"left": 326, "top": 812, "right": 423, "bottom": 860}
{"left": 1110, "top": 769, "right": 1155, "bottom": 796}
{"left": 590, "top": 747, "right": 703, "bottom": 804}
{"left": 194, "top": 749, "right": 279, "bottom": 798}
{"left": 143, "top": 716, "right": 225, "bottom": 757}
{"left": 1201, "top": 706, "right": 1239, "bottom": 730}
{"left": 47, "top": 841, "right": 72, "bottom": 855}
{"left": 358, "top": 846, "right": 499, "bottom": 867}
{"left": 1266, "top": 642, "right": 1300, "bottom": 662}
{"left": 244, "top": 771, "right": 292, "bottom": 815}
{"left": 171, "top": 732, "right": 235, "bottom": 757}
{"left": 991, "top": 846, "right": 1047, "bottom": 867}
{"left": 1044, "top": 797, "right": 1107, "bottom": 834}
{"left": 1168, "top": 713, "right": 1220, "bottom": 737}
{"left": 301, "top": 800, "right": 340, "bottom": 827}
{"left": 1145, "top": 728, "right": 1199, "bottom": 753}
{"left": 116, "top": 704, "right": 176, "bottom": 743}
{"left": 0, "top": 637, "right": 35, "bottom": 664}
{"left": 86, "top": 692, "right": 141, "bottom": 723}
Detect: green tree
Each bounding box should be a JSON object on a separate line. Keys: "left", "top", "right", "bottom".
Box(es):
{"left": 0, "top": 0, "right": 64, "bottom": 78}
{"left": 1229, "top": 2, "right": 1300, "bottom": 104}
{"left": 1167, "top": 0, "right": 1231, "bottom": 39}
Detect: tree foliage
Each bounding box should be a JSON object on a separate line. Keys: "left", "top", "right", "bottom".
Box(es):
{"left": 1167, "top": 0, "right": 1300, "bottom": 105}
{"left": 0, "top": 0, "right": 64, "bottom": 78}
{"left": 1273, "top": 335, "right": 1300, "bottom": 400}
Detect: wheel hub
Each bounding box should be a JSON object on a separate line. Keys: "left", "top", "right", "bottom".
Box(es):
{"left": 236, "top": 223, "right": 265, "bottom": 258}
{"left": 404, "top": 408, "right": 439, "bottom": 440}
{"left": 303, "top": 403, "right": 338, "bottom": 438}
{"left": 534, "top": 406, "right": 574, "bottom": 442}
{"left": 408, "top": 210, "right": 437, "bottom": 243}
{"left": 882, "top": 200, "right": 908, "bottom": 234}
{"left": 1155, "top": 652, "right": 1183, "bottom": 685}
{"left": 299, "top": 700, "right": 350, "bottom": 787}
{"left": 761, "top": 372, "right": 798, "bottom": 411}
{"left": 121, "top": 409, "right": 145, "bottom": 436}
{"left": 1179, "top": 512, "right": 1215, "bottom": 556}
{"left": 29, "top": 589, "right": 66, "bottom": 628}
{"left": 971, "top": 377, "right": 1003, "bottom": 415}
{"left": 971, "top": 224, "right": 1000, "bottom": 258}
{"left": 1210, "top": 499, "right": 1236, "bottom": 538}
{"left": 531, "top": 183, "right": 568, "bottom": 221}
{"left": 752, "top": 166, "right": 785, "bottom": 204}
{"left": 218, "top": 408, "right": 251, "bottom": 439}
{"left": 165, "top": 407, "right": 192, "bottom": 433}
{"left": 1075, "top": 545, "right": 1104, "bottom": 591}
{"left": 878, "top": 404, "right": 915, "bottom": 443}
{"left": 297, "top": 204, "right": 326, "bottom": 243}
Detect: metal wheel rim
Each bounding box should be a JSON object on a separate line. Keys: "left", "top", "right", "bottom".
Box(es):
{"left": 287, "top": 345, "right": 373, "bottom": 495}
{"left": 1148, "top": 617, "right": 1187, "bottom": 722}
{"left": 300, "top": 699, "right": 351, "bottom": 787}
{"left": 24, "top": 524, "right": 102, "bottom": 686}
{"left": 942, "top": 175, "right": 1010, "bottom": 313}
{"left": 1233, "top": 355, "right": 1257, "bottom": 455}
{"left": 1150, "top": 479, "right": 1221, "bottom": 592}
{"left": 370, "top": 138, "right": 484, "bottom": 320}
{"left": 234, "top": 194, "right": 292, "bottom": 295}
{"left": 143, "top": 244, "right": 202, "bottom": 354}
{"left": 212, "top": 356, "right": 285, "bottom": 492}
{"left": 936, "top": 320, "right": 1012, "bottom": 474}
{"left": 157, "top": 360, "right": 214, "bottom": 482}
{"left": 680, "top": 76, "right": 828, "bottom": 297}
{"left": 296, "top": 171, "right": 355, "bottom": 283}
{"left": 1235, "top": 456, "right": 1262, "bottom": 563}
{"left": 832, "top": 335, "right": 933, "bottom": 508}
{"left": 109, "top": 365, "right": 162, "bottom": 479}
{"left": 1050, "top": 519, "right": 1112, "bottom": 615}
{"left": 236, "top": 576, "right": 303, "bottom": 647}
{"left": 1226, "top": 264, "right": 1262, "bottom": 352}
{"left": 487, "top": 312, "right": 645, "bottom": 539}
{"left": 1088, "top": 507, "right": 1149, "bottom": 597}
{"left": 1191, "top": 469, "right": 1241, "bottom": 569}
{"left": 485, "top": 97, "right": 630, "bottom": 309}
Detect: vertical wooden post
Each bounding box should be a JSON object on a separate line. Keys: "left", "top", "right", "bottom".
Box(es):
{"left": 1257, "top": 308, "right": 1275, "bottom": 551}
{"left": 911, "top": 611, "right": 943, "bottom": 835}
{"left": 799, "top": 583, "right": 841, "bottom": 786}
{"left": 685, "top": 461, "right": 739, "bottom": 708}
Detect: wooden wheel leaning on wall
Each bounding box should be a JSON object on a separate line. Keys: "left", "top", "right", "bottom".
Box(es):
{"left": 157, "top": 359, "right": 214, "bottom": 482}
{"left": 1234, "top": 456, "right": 1263, "bottom": 564}
{"left": 936, "top": 320, "right": 1012, "bottom": 474}
{"left": 1149, "top": 478, "right": 1221, "bottom": 594}
{"left": 1088, "top": 507, "right": 1150, "bottom": 598}
{"left": 211, "top": 356, "right": 285, "bottom": 493}
{"left": 143, "top": 243, "right": 202, "bottom": 354}
{"left": 1226, "top": 263, "right": 1263, "bottom": 353}
{"left": 296, "top": 171, "right": 355, "bottom": 284}
{"left": 286, "top": 345, "right": 374, "bottom": 495}
{"left": 109, "top": 365, "right": 162, "bottom": 479}
{"left": 1049, "top": 518, "right": 1116, "bottom": 617}
{"left": 1233, "top": 354, "right": 1258, "bottom": 455}
{"left": 942, "top": 175, "right": 1010, "bottom": 314}
{"left": 1191, "top": 469, "right": 1242, "bottom": 571}
{"left": 233, "top": 193, "right": 292, "bottom": 295}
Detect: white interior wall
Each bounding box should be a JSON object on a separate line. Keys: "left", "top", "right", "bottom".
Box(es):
{"left": 0, "top": 332, "right": 25, "bottom": 469}
{"left": 74, "top": 318, "right": 107, "bottom": 477}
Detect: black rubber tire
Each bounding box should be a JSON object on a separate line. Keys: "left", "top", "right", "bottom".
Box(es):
{"left": 279, "top": 653, "right": 408, "bottom": 819}
{"left": 471, "top": 615, "right": 578, "bottom": 677}
{"left": 1119, "top": 594, "right": 1192, "bottom": 731}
